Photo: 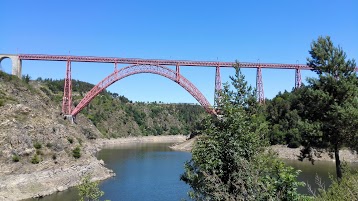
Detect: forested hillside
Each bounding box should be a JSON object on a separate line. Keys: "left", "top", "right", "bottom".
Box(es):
{"left": 36, "top": 78, "right": 206, "bottom": 138}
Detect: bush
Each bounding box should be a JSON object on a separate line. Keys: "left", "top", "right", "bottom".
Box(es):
{"left": 52, "top": 154, "right": 57, "bottom": 160}
{"left": 315, "top": 170, "right": 358, "bottom": 200}
{"left": 67, "top": 137, "right": 74, "bottom": 144}
{"left": 31, "top": 154, "right": 40, "bottom": 164}
{"left": 73, "top": 146, "right": 81, "bottom": 159}
{"left": 12, "top": 155, "right": 20, "bottom": 162}
{"left": 36, "top": 149, "right": 43, "bottom": 155}
{"left": 46, "top": 142, "right": 53, "bottom": 148}
{"left": 77, "top": 137, "right": 83, "bottom": 145}
{"left": 288, "top": 140, "right": 301, "bottom": 148}
{"left": 22, "top": 74, "right": 31, "bottom": 84}
{"left": 33, "top": 142, "right": 42, "bottom": 149}
{"left": 78, "top": 174, "right": 105, "bottom": 201}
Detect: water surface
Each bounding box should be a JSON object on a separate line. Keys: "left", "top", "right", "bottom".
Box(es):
{"left": 28, "top": 143, "right": 357, "bottom": 200}
{"left": 29, "top": 143, "right": 191, "bottom": 201}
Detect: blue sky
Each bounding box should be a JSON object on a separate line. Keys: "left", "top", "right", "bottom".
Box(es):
{"left": 1, "top": 0, "right": 357, "bottom": 105}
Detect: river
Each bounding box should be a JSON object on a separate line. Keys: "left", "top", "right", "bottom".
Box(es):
{"left": 29, "top": 142, "right": 357, "bottom": 201}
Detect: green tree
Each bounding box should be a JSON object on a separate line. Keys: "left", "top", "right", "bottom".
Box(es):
{"left": 265, "top": 91, "right": 303, "bottom": 146}
{"left": 77, "top": 174, "right": 105, "bottom": 201}
{"left": 181, "top": 65, "right": 304, "bottom": 200}
{"left": 23, "top": 74, "right": 31, "bottom": 83}
{"left": 300, "top": 36, "right": 358, "bottom": 179}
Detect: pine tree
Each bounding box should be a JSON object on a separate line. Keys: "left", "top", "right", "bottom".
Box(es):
{"left": 301, "top": 36, "right": 358, "bottom": 179}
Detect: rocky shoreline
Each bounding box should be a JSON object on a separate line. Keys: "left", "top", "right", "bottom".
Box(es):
{"left": 170, "top": 137, "right": 358, "bottom": 163}
{"left": 0, "top": 135, "right": 186, "bottom": 201}
{"left": 270, "top": 145, "right": 358, "bottom": 163}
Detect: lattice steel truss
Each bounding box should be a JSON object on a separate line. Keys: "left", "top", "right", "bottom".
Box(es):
{"left": 214, "top": 66, "right": 222, "bottom": 105}
{"left": 62, "top": 60, "right": 72, "bottom": 115}
{"left": 17, "top": 53, "right": 358, "bottom": 117}
{"left": 295, "top": 67, "right": 302, "bottom": 88}
{"left": 19, "top": 54, "right": 315, "bottom": 69}
{"left": 256, "top": 67, "right": 265, "bottom": 104}
{"left": 71, "top": 64, "right": 215, "bottom": 116}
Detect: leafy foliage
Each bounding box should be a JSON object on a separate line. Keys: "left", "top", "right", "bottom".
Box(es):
{"left": 73, "top": 146, "right": 81, "bottom": 159}
{"left": 77, "top": 174, "right": 105, "bottom": 201}
{"left": 23, "top": 74, "right": 31, "bottom": 83}
{"left": 12, "top": 154, "right": 20, "bottom": 162}
{"left": 67, "top": 137, "right": 74, "bottom": 144}
{"left": 33, "top": 142, "right": 42, "bottom": 149}
{"left": 181, "top": 66, "right": 304, "bottom": 200}
{"left": 31, "top": 154, "right": 40, "bottom": 164}
{"left": 265, "top": 91, "right": 303, "bottom": 146}
{"left": 314, "top": 168, "right": 358, "bottom": 201}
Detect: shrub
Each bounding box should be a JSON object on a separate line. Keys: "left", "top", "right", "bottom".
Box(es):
{"left": 78, "top": 174, "right": 104, "bottom": 201}
{"left": 52, "top": 154, "right": 57, "bottom": 160}
{"left": 72, "top": 146, "right": 81, "bottom": 159}
{"left": 33, "top": 142, "right": 42, "bottom": 149}
{"left": 315, "top": 170, "right": 358, "bottom": 200}
{"left": 46, "top": 142, "right": 53, "bottom": 148}
{"left": 12, "top": 155, "right": 20, "bottom": 162}
{"left": 67, "top": 137, "right": 74, "bottom": 144}
{"left": 36, "top": 149, "right": 43, "bottom": 155}
{"left": 31, "top": 154, "right": 40, "bottom": 164}
{"left": 77, "top": 137, "right": 83, "bottom": 145}
{"left": 288, "top": 140, "right": 300, "bottom": 148}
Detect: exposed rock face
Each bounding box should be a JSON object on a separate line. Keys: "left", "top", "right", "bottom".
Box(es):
{"left": 0, "top": 157, "right": 114, "bottom": 201}
{"left": 0, "top": 76, "right": 111, "bottom": 200}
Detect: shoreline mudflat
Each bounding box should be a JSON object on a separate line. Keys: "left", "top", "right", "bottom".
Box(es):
{"left": 0, "top": 135, "right": 186, "bottom": 201}
{"left": 95, "top": 135, "right": 187, "bottom": 148}
{"left": 170, "top": 137, "right": 358, "bottom": 163}
{"left": 270, "top": 145, "right": 358, "bottom": 163}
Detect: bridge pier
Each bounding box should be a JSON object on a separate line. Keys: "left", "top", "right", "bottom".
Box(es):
{"left": 256, "top": 67, "right": 265, "bottom": 104}
{"left": 214, "top": 66, "right": 222, "bottom": 105}
{"left": 0, "top": 54, "right": 22, "bottom": 78}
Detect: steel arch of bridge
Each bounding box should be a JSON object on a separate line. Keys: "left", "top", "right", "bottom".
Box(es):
{"left": 71, "top": 64, "right": 215, "bottom": 116}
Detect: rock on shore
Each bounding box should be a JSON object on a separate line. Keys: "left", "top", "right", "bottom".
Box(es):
{"left": 0, "top": 135, "right": 186, "bottom": 201}
{"left": 170, "top": 138, "right": 358, "bottom": 163}
{"left": 0, "top": 156, "right": 114, "bottom": 201}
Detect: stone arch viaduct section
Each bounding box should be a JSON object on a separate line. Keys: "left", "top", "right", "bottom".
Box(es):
{"left": 0, "top": 54, "right": 22, "bottom": 78}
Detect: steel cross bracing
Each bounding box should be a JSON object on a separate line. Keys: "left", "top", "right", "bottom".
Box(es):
{"left": 295, "top": 68, "right": 302, "bottom": 88}
{"left": 62, "top": 60, "right": 72, "bottom": 115}
{"left": 256, "top": 67, "right": 265, "bottom": 104}
{"left": 214, "top": 66, "right": 222, "bottom": 104}
{"left": 71, "top": 64, "right": 215, "bottom": 116}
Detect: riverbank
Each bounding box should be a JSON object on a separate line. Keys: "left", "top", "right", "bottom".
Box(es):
{"left": 95, "top": 135, "right": 187, "bottom": 148}
{"left": 170, "top": 137, "right": 358, "bottom": 163}
{"left": 270, "top": 145, "right": 358, "bottom": 163}
{"left": 0, "top": 135, "right": 186, "bottom": 201}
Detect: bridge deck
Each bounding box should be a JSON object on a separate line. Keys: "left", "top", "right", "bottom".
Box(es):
{"left": 18, "top": 54, "right": 312, "bottom": 70}
{"left": 11, "top": 54, "right": 358, "bottom": 72}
